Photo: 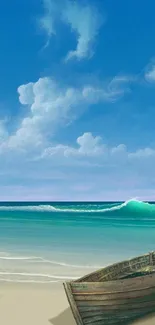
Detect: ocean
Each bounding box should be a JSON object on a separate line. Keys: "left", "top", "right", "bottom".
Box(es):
{"left": 0, "top": 200, "right": 155, "bottom": 284}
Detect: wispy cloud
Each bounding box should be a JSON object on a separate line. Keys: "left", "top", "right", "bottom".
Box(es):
{"left": 63, "top": 1, "right": 103, "bottom": 61}
{"left": 38, "top": 0, "right": 58, "bottom": 48}
{"left": 0, "top": 120, "right": 8, "bottom": 144}
{"left": 102, "top": 75, "right": 133, "bottom": 102}
{"left": 128, "top": 147, "right": 155, "bottom": 159}
{"left": 82, "top": 75, "right": 133, "bottom": 105}
{"left": 144, "top": 60, "right": 155, "bottom": 82}
{"left": 39, "top": 0, "right": 103, "bottom": 59}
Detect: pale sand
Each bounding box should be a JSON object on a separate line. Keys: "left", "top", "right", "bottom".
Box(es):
{"left": 133, "top": 314, "right": 155, "bottom": 325}
{"left": 0, "top": 282, "right": 155, "bottom": 325}
{"left": 0, "top": 282, "right": 76, "bottom": 325}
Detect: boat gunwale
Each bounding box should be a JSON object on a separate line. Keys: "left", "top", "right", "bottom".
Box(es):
{"left": 72, "top": 283, "right": 155, "bottom": 295}
{"left": 73, "top": 251, "right": 154, "bottom": 283}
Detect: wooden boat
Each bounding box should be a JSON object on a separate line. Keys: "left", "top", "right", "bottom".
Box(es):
{"left": 63, "top": 252, "right": 155, "bottom": 325}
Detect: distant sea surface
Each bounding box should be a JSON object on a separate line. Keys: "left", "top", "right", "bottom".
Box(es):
{"left": 0, "top": 200, "right": 155, "bottom": 283}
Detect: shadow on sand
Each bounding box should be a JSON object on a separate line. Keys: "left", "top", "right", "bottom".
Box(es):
{"left": 49, "top": 308, "right": 155, "bottom": 325}
{"left": 49, "top": 307, "right": 76, "bottom": 325}
{"left": 131, "top": 312, "right": 155, "bottom": 325}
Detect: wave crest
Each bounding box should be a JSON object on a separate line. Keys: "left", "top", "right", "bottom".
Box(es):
{"left": 0, "top": 199, "right": 154, "bottom": 215}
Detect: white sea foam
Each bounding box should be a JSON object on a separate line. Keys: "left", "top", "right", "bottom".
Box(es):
{"left": 0, "top": 198, "right": 141, "bottom": 213}
{"left": 0, "top": 271, "right": 78, "bottom": 280}
{"left": 0, "top": 255, "right": 101, "bottom": 268}
{"left": 0, "top": 278, "right": 60, "bottom": 283}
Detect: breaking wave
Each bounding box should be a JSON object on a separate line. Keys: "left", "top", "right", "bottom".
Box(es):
{"left": 0, "top": 199, "right": 155, "bottom": 215}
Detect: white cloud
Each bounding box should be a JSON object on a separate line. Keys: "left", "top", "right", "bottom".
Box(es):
{"left": 17, "top": 82, "right": 35, "bottom": 105}
{"left": 0, "top": 75, "right": 131, "bottom": 152}
{"left": 65, "top": 132, "right": 105, "bottom": 157}
{"left": 83, "top": 75, "right": 132, "bottom": 104}
{"left": 5, "top": 77, "right": 84, "bottom": 151}
{"left": 129, "top": 147, "right": 155, "bottom": 159}
{"left": 38, "top": 0, "right": 58, "bottom": 48}
{"left": 41, "top": 132, "right": 122, "bottom": 159}
{"left": 41, "top": 132, "right": 155, "bottom": 168}
{"left": 0, "top": 121, "right": 8, "bottom": 144}
{"left": 0, "top": 73, "right": 146, "bottom": 201}
{"left": 42, "top": 132, "right": 104, "bottom": 158}
{"left": 1, "top": 121, "right": 155, "bottom": 200}
{"left": 42, "top": 144, "right": 69, "bottom": 158}
{"left": 63, "top": 1, "right": 103, "bottom": 60}
{"left": 107, "top": 76, "right": 132, "bottom": 98}
{"left": 77, "top": 133, "right": 103, "bottom": 155}
{"left": 145, "top": 62, "right": 155, "bottom": 82}
{"left": 39, "top": 0, "right": 103, "bottom": 59}
{"left": 111, "top": 144, "right": 127, "bottom": 155}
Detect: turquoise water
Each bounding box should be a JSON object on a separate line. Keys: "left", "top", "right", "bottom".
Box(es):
{"left": 0, "top": 200, "right": 155, "bottom": 283}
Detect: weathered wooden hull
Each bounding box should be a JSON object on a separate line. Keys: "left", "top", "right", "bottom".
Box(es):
{"left": 63, "top": 252, "right": 155, "bottom": 325}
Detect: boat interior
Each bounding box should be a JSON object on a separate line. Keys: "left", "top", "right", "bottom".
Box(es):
{"left": 76, "top": 251, "right": 155, "bottom": 282}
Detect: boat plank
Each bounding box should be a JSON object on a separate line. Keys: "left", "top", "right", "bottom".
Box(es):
{"left": 84, "top": 319, "right": 118, "bottom": 325}
{"left": 79, "top": 305, "right": 155, "bottom": 314}
{"left": 77, "top": 299, "right": 155, "bottom": 309}
{"left": 63, "top": 283, "right": 83, "bottom": 325}
{"left": 80, "top": 309, "right": 147, "bottom": 318}
{"left": 83, "top": 314, "right": 137, "bottom": 324}
{"left": 71, "top": 274, "right": 155, "bottom": 292}
{"left": 72, "top": 285, "right": 155, "bottom": 294}
{"left": 74, "top": 292, "right": 155, "bottom": 303}
{"left": 73, "top": 286, "right": 155, "bottom": 298}
{"left": 83, "top": 317, "right": 139, "bottom": 325}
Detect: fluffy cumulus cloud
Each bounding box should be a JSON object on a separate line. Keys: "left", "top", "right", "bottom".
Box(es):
{"left": 76, "top": 133, "right": 103, "bottom": 155}
{"left": 0, "top": 72, "right": 149, "bottom": 164}
{"left": 1, "top": 119, "right": 155, "bottom": 200}
{"left": 0, "top": 72, "right": 150, "bottom": 162}
{"left": 39, "top": 0, "right": 103, "bottom": 60}
{"left": 0, "top": 75, "right": 131, "bottom": 154}
{"left": 42, "top": 132, "right": 104, "bottom": 158}
{"left": 17, "top": 82, "right": 35, "bottom": 105}
{"left": 42, "top": 130, "right": 155, "bottom": 165}
{"left": 0, "top": 3, "right": 154, "bottom": 200}
{"left": 0, "top": 70, "right": 154, "bottom": 199}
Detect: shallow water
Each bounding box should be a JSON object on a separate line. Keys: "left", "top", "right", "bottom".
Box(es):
{"left": 0, "top": 200, "right": 154, "bottom": 283}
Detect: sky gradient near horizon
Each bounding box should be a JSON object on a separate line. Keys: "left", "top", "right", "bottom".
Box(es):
{"left": 1, "top": 0, "right": 155, "bottom": 201}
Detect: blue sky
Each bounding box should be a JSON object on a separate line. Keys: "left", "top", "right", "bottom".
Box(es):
{"left": 1, "top": 0, "right": 155, "bottom": 201}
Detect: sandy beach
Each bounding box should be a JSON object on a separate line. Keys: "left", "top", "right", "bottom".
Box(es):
{"left": 0, "top": 282, "right": 154, "bottom": 325}
{"left": 133, "top": 314, "right": 155, "bottom": 325}
{"left": 0, "top": 282, "right": 76, "bottom": 325}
